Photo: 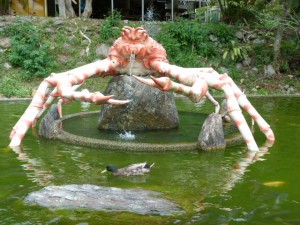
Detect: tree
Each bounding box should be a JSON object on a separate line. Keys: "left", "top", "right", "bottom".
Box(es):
{"left": 58, "top": 0, "right": 93, "bottom": 18}
{"left": 0, "top": 0, "right": 10, "bottom": 15}
{"left": 252, "top": 0, "right": 299, "bottom": 68}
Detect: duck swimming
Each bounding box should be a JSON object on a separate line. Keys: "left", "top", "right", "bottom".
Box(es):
{"left": 101, "top": 162, "right": 155, "bottom": 176}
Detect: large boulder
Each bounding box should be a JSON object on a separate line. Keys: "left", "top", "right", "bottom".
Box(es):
{"left": 25, "top": 184, "right": 184, "bottom": 215}
{"left": 98, "top": 76, "right": 179, "bottom": 131}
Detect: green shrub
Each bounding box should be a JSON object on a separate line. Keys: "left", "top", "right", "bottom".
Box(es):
{"left": 5, "top": 20, "right": 57, "bottom": 81}
{"left": 156, "top": 20, "right": 220, "bottom": 66}
{"left": 100, "top": 11, "right": 123, "bottom": 42}
{"left": 0, "top": 73, "right": 32, "bottom": 97}
{"left": 252, "top": 44, "right": 273, "bottom": 66}
{"left": 207, "top": 23, "right": 236, "bottom": 44}
{"left": 223, "top": 40, "right": 250, "bottom": 62}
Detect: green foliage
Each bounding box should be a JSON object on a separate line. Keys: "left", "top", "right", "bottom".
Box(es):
{"left": 0, "top": 73, "right": 32, "bottom": 97}
{"left": 281, "top": 40, "right": 300, "bottom": 72}
{"left": 252, "top": 44, "right": 273, "bottom": 66}
{"left": 207, "top": 23, "right": 236, "bottom": 44}
{"left": 100, "top": 11, "right": 123, "bottom": 42}
{"left": 5, "top": 20, "right": 57, "bottom": 81}
{"left": 220, "top": 0, "right": 256, "bottom": 24}
{"left": 156, "top": 20, "right": 248, "bottom": 67}
{"left": 223, "top": 40, "right": 250, "bottom": 62}
{"left": 156, "top": 20, "right": 221, "bottom": 67}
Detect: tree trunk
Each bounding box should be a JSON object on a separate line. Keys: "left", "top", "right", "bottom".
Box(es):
{"left": 273, "top": 0, "right": 289, "bottom": 64}
{"left": 58, "top": 0, "right": 67, "bottom": 17}
{"left": 58, "top": 0, "right": 76, "bottom": 18}
{"left": 65, "top": 0, "right": 76, "bottom": 17}
{"left": 81, "top": 0, "right": 93, "bottom": 18}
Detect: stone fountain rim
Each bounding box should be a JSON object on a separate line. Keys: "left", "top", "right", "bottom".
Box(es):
{"left": 53, "top": 110, "right": 243, "bottom": 152}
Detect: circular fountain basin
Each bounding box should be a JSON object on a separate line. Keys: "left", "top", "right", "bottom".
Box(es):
{"left": 53, "top": 111, "right": 242, "bottom": 151}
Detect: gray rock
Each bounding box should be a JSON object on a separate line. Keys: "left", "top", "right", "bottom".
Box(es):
{"left": 0, "top": 37, "right": 11, "bottom": 48}
{"left": 235, "top": 31, "right": 244, "bottom": 40}
{"left": 209, "top": 34, "right": 218, "bottom": 42}
{"left": 242, "top": 57, "right": 251, "bottom": 67}
{"left": 251, "top": 67, "right": 258, "bottom": 74}
{"left": 95, "top": 44, "right": 110, "bottom": 57}
{"left": 3, "top": 62, "right": 11, "bottom": 69}
{"left": 39, "top": 104, "right": 60, "bottom": 138}
{"left": 98, "top": 76, "right": 179, "bottom": 131}
{"left": 45, "top": 27, "right": 55, "bottom": 34}
{"left": 197, "top": 113, "right": 225, "bottom": 151}
{"left": 287, "top": 87, "right": 295, "bottom": 93}
{"left": 252, "top": 38, "right": 265, "bottom": 44}
{"left": 248, "top": 32, "right": 257, "bottom": 40}
{"left": 25, "top": 184, "right": 184, "bottom": 215}
{"left": 265, "top": 64, "right": 276, "bottom": 77}
{"left": 236, "top": 63, "right": 243, "bottom": 70}
{"left": 218, "top": 67, "right": 228, "bottom": 74}
{"left": 53, "top": 20, "right": 64, "bottom": 26}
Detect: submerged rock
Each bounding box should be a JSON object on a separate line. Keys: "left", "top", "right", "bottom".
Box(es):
{"left": 25, "top": 184, "right": 184, "bottom": 215}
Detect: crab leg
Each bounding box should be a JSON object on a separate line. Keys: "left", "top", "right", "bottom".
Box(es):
{"left": 146, "top": 61, "right": 272, "bottom": 151}
{"left": 205, "top": 92, "right": 220, "bottom": 113}
{"left": 9, "top": 80, "right": 52, "bottom": 147}
{"left": 9, "top": 59, "right": 128, "bottom": 147}
{"left": 225, "top": 76, "right": 275, "bottom": 145}
{"left": 133, "top": 75, "right": 208, "bottom": 103}
{"left": 135, "top": 74, "right": 259, "bottom": 151}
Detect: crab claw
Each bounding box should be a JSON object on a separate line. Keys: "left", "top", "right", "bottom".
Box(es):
{"left": 90, "top": 92, "right": 114, "bottom": 104}
{"left": 133, "top": 75, "right": 173, "bottom": 91}
{"left": 132, "top": 75, "right": 157, "bottom": 87}
{"left": 107, "top": 99, "right": 131, "bottom": 105}
{"left": 150, "top": 76, "right": 173, "bottom": 91}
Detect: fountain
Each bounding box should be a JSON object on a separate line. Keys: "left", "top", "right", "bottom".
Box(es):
{"left": 38, "top": 77, "right": 242, "bottom": 152}
{"left": 7, "top": 26, "right": 277, "bottom": 219}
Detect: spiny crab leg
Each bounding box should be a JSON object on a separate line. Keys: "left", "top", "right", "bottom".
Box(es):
{"left": 135, "top": 75, "right": 259, "bottom": 150}
{"left": 133, "top": 75, "right": 208, "bottom": 103}
{"left": 9, "top": 59, "right": 128, "bottom": 147}
{"left": 135, "top": 73, "right": 259, "bottom": 151}
{"left": 226, "top": 76, "right": 275, "bottom": 146}
{"left": 32, "top": 84, "right": 83, "bottom": 127}
{"left": 133, "top": 75, "right": 220, "bottom": 113}
{"left": 147, "top": 61, "right": 275, "bottom": 151}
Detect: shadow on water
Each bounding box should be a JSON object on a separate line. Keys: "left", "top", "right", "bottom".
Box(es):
{"left": 0, "top": 96, "right": 300, "bottom": 224}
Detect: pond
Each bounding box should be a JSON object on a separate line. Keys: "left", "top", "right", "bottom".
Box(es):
{"left": 0, "top": 96, "right": 299, "bottom": 224}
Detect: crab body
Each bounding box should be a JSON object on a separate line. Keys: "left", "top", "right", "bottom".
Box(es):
{"left": 9, "top": 26, "right": 274, "bottom": 155}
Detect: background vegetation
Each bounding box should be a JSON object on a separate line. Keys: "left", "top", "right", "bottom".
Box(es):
{"left": 0, "top": 0, "right": 299, "bottom": 97}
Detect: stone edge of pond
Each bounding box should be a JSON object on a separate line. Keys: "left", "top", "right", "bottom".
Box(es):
{"left": 52, "top": 111, "right": 243, "bottom": 152}
{"left": 3, "top": 95, "right": 298, "bottom": 151}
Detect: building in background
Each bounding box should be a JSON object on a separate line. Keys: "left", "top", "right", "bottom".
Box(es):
{"left": 8, "top": 0, "right": 219, "bottom": 22}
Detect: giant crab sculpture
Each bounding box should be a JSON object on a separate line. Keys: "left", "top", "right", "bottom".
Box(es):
{"left": 9, "top": 26, "right": 275, "bottom": 153}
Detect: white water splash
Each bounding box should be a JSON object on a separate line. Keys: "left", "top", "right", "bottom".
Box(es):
{"left": 118, "top": 131, "right": 136, "bottom": 140}
{"left": 129, "top": 53, "right": 135, "bottom": 76}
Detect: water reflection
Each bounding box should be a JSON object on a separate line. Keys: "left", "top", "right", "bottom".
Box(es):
{"left": 10, "top": 146, "right": 54, "bottom": 186}
{"left": 9, "top": 140, "right": 273, "bottom": 203}
{"left": 4, "top": 97, "right": 299, "bottom": 224}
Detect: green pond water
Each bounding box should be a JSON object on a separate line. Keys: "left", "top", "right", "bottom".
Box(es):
{"left": 0, "top": 96, "right": 299, "bottom": 224}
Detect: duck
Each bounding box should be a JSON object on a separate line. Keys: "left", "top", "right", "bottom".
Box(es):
{"left": 101, "top": 162, "right": 155, "bottom": 176}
